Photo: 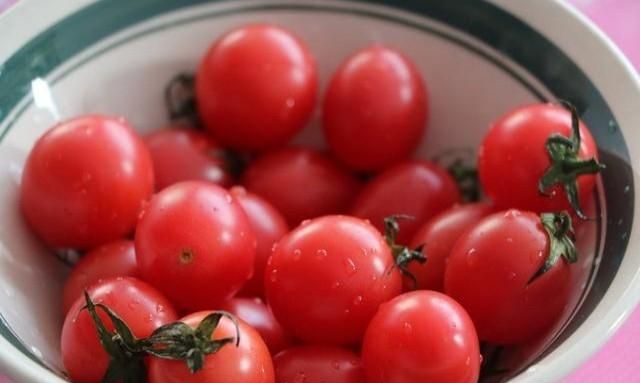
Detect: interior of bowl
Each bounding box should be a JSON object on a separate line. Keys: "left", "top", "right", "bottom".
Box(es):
{"left": 0, "top": 0, "right": 634, "bottom": 382}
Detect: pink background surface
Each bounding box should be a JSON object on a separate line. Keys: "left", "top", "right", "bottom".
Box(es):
{"left": 0, "top": 0, "right": 638, "bottom": 382}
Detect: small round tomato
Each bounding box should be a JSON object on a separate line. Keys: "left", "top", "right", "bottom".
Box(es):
{"left": 351, "top": 160, "right": 460, "bottom": 244}
{"left": 265, "top": 215, "right": 402, "bottom": 345}
{"left": 323, "top": 45, "right": 427, "bottom": 171}
{"left": 62, "top": 240, "right": 137, "bottom": 314}
{"left": 196, "top": 24, "right": 317, "bottom": 150}
{"left": 21, "top": 115, "right": 154, "bottom": 249}
{"left": 220, "top": 297, "right": 292, "bottom": 354}
{"left": 148, "top": 311, "right": 275, "bottom": 383}
{"left": 61, "top": 277, "right": 177, "bottom": 383}
{"left": 243, "top": 148, "right": 360, "bottom": 226}
{"left": 135, "top": 181, "right": 256, "bottom": 311}
{"left": 230, "top": 187, "right": 288, "bottom": 297}
{"left": 274, "top": 346, "right": 365, "bottom": 383}
{"left": 444, "top": 210, "right": 573, "bottom": 345}
{"left": 405, "top": 203, "right": 493, "bottom": 291}
{"left": 145, "top": 127, "right": 234, "bottom": 190}
{"left": 362, "top": 291, "right": 480, "bottom": 383}
{"left": 478, "top": 103, "right": 600, "bottom": 216}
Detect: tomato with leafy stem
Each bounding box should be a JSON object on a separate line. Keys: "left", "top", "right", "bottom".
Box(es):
{"left": 243, "top": 147, "right": 360, "bottom": 226}
{"left": 362, "top": 290, "right": 480, "bottom": 383}
{"left": 351, "top": 160, "right": 460, "bottom": 244}
{"left": 135, "top": 181, "right": 256, "bottom": 311}
{"left": 196, "top": 24, "right": 317, "bottom": 151}
{"left": 62, "top": 239, "right": 138, "bottom": 314}
{"left": 445, "top": 210, "right": 576, "bottom": 345}
{"left": 478, "top": 101, "right": 604, "bottom": 219}
{"left": 265, "top": 215, "right": 424, "bottom": 346}
{"left": 274, "top": 346, "right": 365, "bottom": 383}
{"left": 323, "top": 45, "right": 428, "bottom": 171}
{"left": 21, "top": 115, "right": 154, "bottom": 250}
{"left": 61, "top": 277, "right": 178, "bottom": 383}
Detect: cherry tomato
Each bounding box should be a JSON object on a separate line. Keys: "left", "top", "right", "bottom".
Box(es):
{"left": 196, "top": 24, "right": 317, "bottom": 150}
{"left": 323, "top": 45, "right": 427, "bottom": 171}
{"left": 265, "top": 215, "right": 402, "bottom": 345}
{"left": 62, "top": 240, "right": 137, "bottom": 314}
{"left": 274, "top": 346, "right": 365, "bottom": 383}
{"left": 220, "top": 297, "right": 292, "bottom": 355}
{"left": 145, "top": 127, "right": 234, "bottom": 190}
{"left": 135, "top": 181, "right": 256, "bottom": 311}
{"left": 21, "top": 115, "right": 154, "bottom": 249}
{"left": 362, "top": 291, "right": 480, "bottom": 383}
{"left": 405, "top": 203, "right": 493, "bottom": 291}
{"left": 61, "top": 277, "right": 177, "bottom": 383}
{"left": 351, "top": 160, "right": 460, "bottom": 244}
{"left": 478, "top": 103, "right": 599, "bottom": 215}
{"left": 444, "top": 210, "right": 572, "bottom": 345}
{"left": 243, "top": 148, "right": 360, "bottom": 226}
{"left": 230, "top": 187, "right": 288, "bottom": 297}
{"left": 148, "top": 311, "right": 275, "bottom": 383}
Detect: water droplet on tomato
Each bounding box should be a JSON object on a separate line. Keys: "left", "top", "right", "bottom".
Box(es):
{"left": 508, "top": 272, "right": 517, "bottom": 280}
{"left": 156, "top": 304, "right": 165, "bottom": 313}
{"left": 300, "top": 219, "right": 311, "bottom": 226}
{"left": 332, "top": 281, "right": 342, "bottom": 289}
{"left": 225, "top": 194, "right": 233, "bottom": 203}
{"left": 331, "top": 360, "right": 340, "bottom": 370}
{"left": 503, "top": 210, "right": 520, "bottom": 218}
{"left": 403, "top": 322, "right": 413, "bottom": 335}
{"left": 344, "top": 258, "right": 357, "bottom": 275}
{"left": 506, "top": 237, "right": 513, "bottom": 243}
{"left": 353, "top": 295, "right": 363, "bottom": 306}
{"left": 466, "top": 248, "right": 478, "bottom": 266}
{"left": 270, "top": 269, "right": 279, "bottom": 282}
{"left": 293, "top": 249, "right": 301, "bottom": 261}
{"left": 316, "top": 249, "right": 327, "bottom": 258}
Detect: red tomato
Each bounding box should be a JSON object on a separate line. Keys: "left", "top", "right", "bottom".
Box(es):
{"left": 243, "top": 148, "right": 360, "bottom": 226}
{"left": 230, "top": 187, "right": 288, "bottom": 297}
{"left": 478, "top": 103, "right": 599, "bottom": 216}
{"left": 274, "top": 346, "right": 365, "bottom": 383}
{"left": 135, "top": 181, "right": 256, "bottom": 311}
{"left": 21, "top": 115, "right": 154, "bottom": 249}
{"left": 406, "top": 203, "right": 493, "bottom": 291}
{"left": 62, "top": 240, "right": 137, "bottom": 314}
{"left": 265, "top": 215, "right": 402, "bottom": 345}
{"left": 148, "top": 311, "right": 274, "bottom": 383}
{"left": 351, "top": 160, "right": 460, "bottom": 244}
{"left": 220, "top": 297, "right": 292, "bottom": 355}
{"left": 444, "top": 210, "right": 572, "bottom": 345}
{"left": 61, "top": 277, "right": 177, "bottom": 383}
{"left": 323, "top": 45, "right": 427, "bottom": 171}
{"left": 362, "top": 291, "right": 480, "bottom": 383}
{"left": 145, "top": 127, "right": 234, "bottom": 190}
{"left": 196, "top": 24, "right": 317, "bottom": 150}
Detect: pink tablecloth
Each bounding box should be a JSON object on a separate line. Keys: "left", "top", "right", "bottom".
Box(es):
{"left": 0, "top": 0, "right": 639, "bottom": 382}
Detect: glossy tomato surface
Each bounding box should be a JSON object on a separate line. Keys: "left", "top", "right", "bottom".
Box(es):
{"left": 148, "top": 311, "right": 275, "bottom": 383}
{"left": 362, "top": 291, "right": 480, "bottom": 383}
{"left": 21, "top": 115, "right": 154, "bottom": 249}
{"left": 323, "top": 45, "right": 428, "bottom": 171}
{"left": 274, "top": 346, "right": 365, "bottom": 383}
{"left": 196, "top": 24, "right": 317, "bottom": 150}
{"left": 265, "top": 215, "right": 402, "bottom": 345}
{"left": 135, "top": 181, "right": 256, "bottom": 311}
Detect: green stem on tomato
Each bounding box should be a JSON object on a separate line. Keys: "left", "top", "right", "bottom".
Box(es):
{"left": 383, "top": 215, "right": 427, "bottom": 288}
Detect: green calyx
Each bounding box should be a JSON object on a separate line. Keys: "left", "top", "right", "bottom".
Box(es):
{"left": 538, "top": 101, "right": 605, "bottom": 219}
{"left": 165, "top": 73, "right": 199, "bottom": 126}
{"left": 447, "top": 159, "right": 481, "bottom": 202}
{"left": 383, "top": 215, "right": 427, "bottom": 288}
{"left": 530, "top": 211, "right": 577, "bottom": 283}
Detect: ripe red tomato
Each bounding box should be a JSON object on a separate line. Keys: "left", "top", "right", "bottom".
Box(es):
{"left": 230, "top": 187, "right": 288, "bottom": 297}
{"left": 405, "top": 203, "right": 493, "bottom": 291}
{"left": 196, "top": 24, "right": 317, "bottom": 150}
{"left": 243, "top": 148, "right": 360, "bottom": 226}
{"left": 148, "top": 311, "right": 275, "bottom": 383}
{"left": 265, "top": 215, "right": 402, "bottom": 345}
{"left": 478, "top": 103, "right": 600, "bottom": 216}
{"left": 444, "top": 210, "right": 573, "bottom": 345}
{"left": 61, "top": 277, "right": 177, "bottom": 383}
{"left": 20, "top": 115, "right": 154, "bottom": 249}
{"left": 145, "top": 127, "right": 234, "bottom": 190}
{"left": 351, "top": 160, "right": 460, "bottom": 244}
{"left": 135, "top": 181, "right": 256, "bottom": 311}
{"left": 323, "top": 45, "right": 427, "bottom": 171}
{"left": 62, "top": 240, "right": 137, "bottom": 314}
{"left": 362, "top": 291, "right": 480, "bottom": 383}
{"left": 274, "top": 346, "right": 365, "bottom": 383}
{"left": 220, "top": 297, "right": 292, "bottom": 355}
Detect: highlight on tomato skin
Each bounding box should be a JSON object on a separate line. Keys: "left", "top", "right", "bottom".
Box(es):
{"left": 274, "top": 346, "right": 366, "bottom": 383}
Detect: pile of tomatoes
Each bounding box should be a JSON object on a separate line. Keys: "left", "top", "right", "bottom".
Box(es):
{"left": 19, "top": 24, "right": 604, "bottom": 383}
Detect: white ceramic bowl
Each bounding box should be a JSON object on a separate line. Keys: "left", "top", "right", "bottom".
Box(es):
{"left": 0, "top": 0, "right": 639, "bottom": 382}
